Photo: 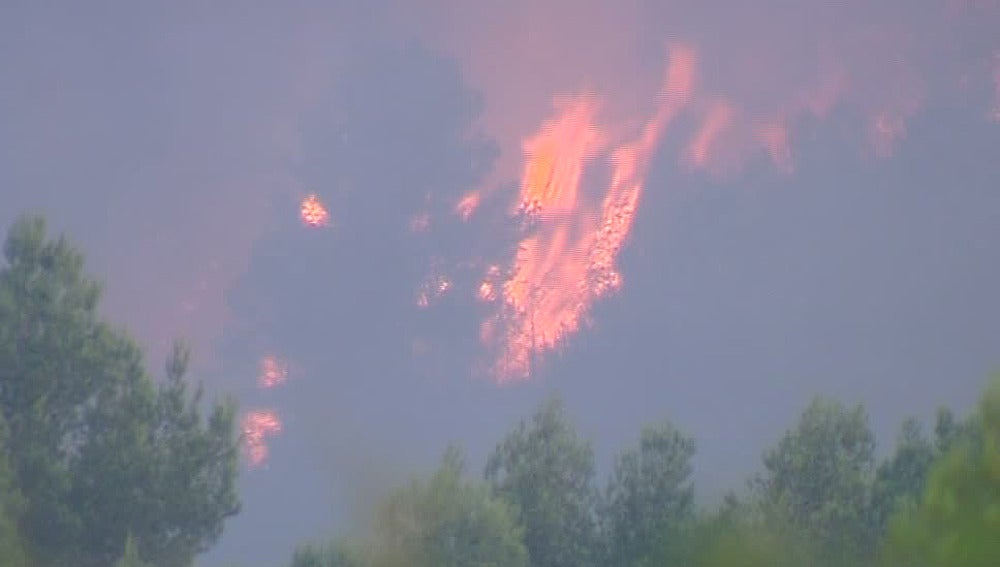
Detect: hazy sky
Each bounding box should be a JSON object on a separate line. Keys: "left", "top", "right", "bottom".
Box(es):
{"left": 2, "top": 2, "right": 999, "bottom": 566}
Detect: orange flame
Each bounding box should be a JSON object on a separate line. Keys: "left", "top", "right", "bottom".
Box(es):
{"left": 258, "top": 355, "right": 289, "bottom": 389}
{"left": 300, "top": 193, "right": 330, "bottom": 227}
{"left": 388, "top": 2, "right": 997, "bottom": 383}
{"left": 241, "top": 409, "right": 283, "bottom": 468}
{"left": 456, "top": 191, "right": 482, "bottom": 221}
{"left": 679, "top": 68, "right": 849, "bottom": 178}
{"left": 591, "top": 44, "right": 695, "bottom": 297}
{"left": 492, "top": 95, "right": 605, "bottom": 378}
{"left": 487, "top": 46, "right": 696, "bottom": 381}
{"left": 478, "top": 265, "right": 503, "bottom": 302}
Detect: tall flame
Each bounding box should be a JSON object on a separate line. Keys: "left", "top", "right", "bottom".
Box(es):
{"left": 491, "top": 95, "right": 605, "bottom": 378}
{"left": 486, "top": 46, "right": 696, "bottom": 381}
{"left": 384, "top": 3, "right": 999, "bottom": 384}
{"left": 241, "top": 409, "right": 283, "bottom": 468}
{"left": 591, "top": 45, "right": 695, "bottom": 297}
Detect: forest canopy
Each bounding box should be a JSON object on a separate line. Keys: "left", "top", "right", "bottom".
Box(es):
{"left": 0, "top": 216, "right": 240, "bottom": 567}
{"left": 1, "top": 215, "right": 997, "bottom": 567}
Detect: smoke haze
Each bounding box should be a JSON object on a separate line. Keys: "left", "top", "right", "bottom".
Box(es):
{"left": 2, "top": 2, "right": 998, "bottom": 566}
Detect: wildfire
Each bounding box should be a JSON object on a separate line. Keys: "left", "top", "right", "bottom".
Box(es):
{"left": 241, "top": 409, "right": 283, "bottom": 468}
{"left": 478, "top": 265, "right": 503, "bottom": 302}
{"left": 258, "top": 355, "right": 288, "bottom": 389}
{"left": 590, "top": 45, "right": 695, "bottom": 297}
{"left": 417, "top": 271, "right": 453, "bottom": 309}
{"left": 300, "top": 193, "right": 330, "bottom": 227}
{"left": 489, "top": 95, "right": 604, "bottom": 377}
{"left": 485, "top": 46, "right": 696, "bottom": 381}
{"left": 456, "top": 191, "right": 482, "bottom": 221}
{"left": 388, "top": 3, "right": 998, "bottom": 384}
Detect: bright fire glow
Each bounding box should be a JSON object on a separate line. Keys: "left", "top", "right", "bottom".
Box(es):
{"left": 387, "top": 3, "right": 998, "bottom": 385}
{"left": 478, "top": 265, "right": 503, "bottom": 302}
{"left": 258, "top": 355, "right": 288, "bottom": 389}
{"left": 486, "top": 46, "right": 696, "bottom": 381}
{"left": 300, "top": 194, "right": 330, "bottom": 227}
{"left": 417, "top": 271, "right": 453, "bottom": 309}
{"left": 241, "top": 409, "right": 283, "bottom": 468}
{"left": 456, "top": 191, "right": 482, "bottom": 221}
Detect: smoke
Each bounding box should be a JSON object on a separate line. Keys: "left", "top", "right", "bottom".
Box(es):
{"left": 390, "top": 0, "right": 997, "bottom": 177}
{"left": 6, "top": 0, "right": 992, "bottom": 377}
{"left": 202, "top": 38, "right": 510, "bottom": 564}
{"left": 0, "top": 1, "right": 363, "bottom": 372}
{"left": 5, "top": 2, "right": 998, "bottom": 565}
{"left": 218, "top": 0, "right": 1000, "bottom": 474}
{"left": 374, "top": 0, "right": 999, "bottom": 378}
{"left": 215, "top": 1, "right": 996, "bottom": 563}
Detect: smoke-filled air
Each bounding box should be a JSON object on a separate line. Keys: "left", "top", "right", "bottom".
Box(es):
{"left": 1, "top": 1, "right": 999, "bottom": 566}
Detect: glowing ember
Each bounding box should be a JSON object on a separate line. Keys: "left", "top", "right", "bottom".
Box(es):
{"left": 300, "top": 193, "right": 330, "bottom": 227}
{"left": 258, "top": 355, "right": 289, "bottom": 389}
{"left": 416, "top": 271, "right": 453, "bottom": 309}
{"left": 478, "top": 281, "right": 496, "bottom": 302}
{"left": 456, "top": 191, "right": 482, "bottom": 221}
{"left": 478, "top": 265, "right": 503, "bottom": 302}
{"left": 486, "top": 46, "right": 696, "bottom": 381}
{"left": 241, "top": 409, "right": 283, "bottom": 468}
